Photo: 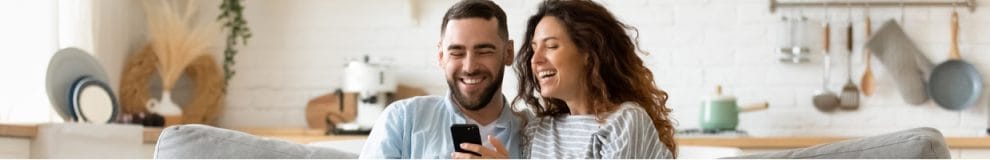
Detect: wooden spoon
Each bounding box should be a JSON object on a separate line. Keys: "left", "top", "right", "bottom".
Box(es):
{"left": 861, "top": 15, "right": 875, "bottom": 96}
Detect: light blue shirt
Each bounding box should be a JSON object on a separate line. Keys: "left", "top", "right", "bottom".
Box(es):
{"left": 358, "top": 93, "right": 524, "bottom": 159}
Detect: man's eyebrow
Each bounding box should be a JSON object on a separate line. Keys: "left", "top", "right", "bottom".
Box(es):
{"left": 473, "top": 43, "right": 496, "bottom": 50}
{"left": 447, "top": 44, "right": 465, "bottom": 50}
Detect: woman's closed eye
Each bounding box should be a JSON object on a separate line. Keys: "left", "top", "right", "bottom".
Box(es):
{"left": 546, "top": 44, "right": 558, "bottom": 50}
{"left": 530, "top": 42, "right": 559, "bottom": 50}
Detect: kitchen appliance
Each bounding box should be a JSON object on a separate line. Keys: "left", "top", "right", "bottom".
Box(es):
{"left": 700, "top": 85, "right": 769, "bottom": 131}
{"left": 928, "top": 11, "right": 983, "bottom": 111}
{"left": 333, "top": 56, "right": 397, "bottom": 134}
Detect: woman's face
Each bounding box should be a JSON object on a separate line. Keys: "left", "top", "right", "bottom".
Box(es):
{"left": 529, "top": 16, "right": 587, "bottom": 100}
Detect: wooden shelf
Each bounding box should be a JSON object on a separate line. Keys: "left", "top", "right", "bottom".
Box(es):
{"left": 0, "top": 124, "right": 37, "bottom": 138}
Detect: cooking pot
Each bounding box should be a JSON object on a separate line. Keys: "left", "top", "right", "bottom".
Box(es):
{"left": 700, "top": 85, "right": 769, "bottom": 131}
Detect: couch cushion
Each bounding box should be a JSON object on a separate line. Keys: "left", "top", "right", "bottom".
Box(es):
{"left": 726, "top": 127, "right": 950, "bottom": 159}
{"left": 154, "top": 124, "right": 357, "bottom": 159}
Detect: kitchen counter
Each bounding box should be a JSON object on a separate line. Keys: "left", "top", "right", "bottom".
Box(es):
{"left": 0, "top": 124, "right": 36, "bottom": 138}
{"left": 3, "top": 124, "right": 990, "bottom": 149}
{"left": 677, "top": 136, "right": 990, "bottom": 149}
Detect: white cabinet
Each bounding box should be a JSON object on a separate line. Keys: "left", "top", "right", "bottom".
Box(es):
{"left": 737, "top": 148, "right": 990, "bottom": 159}
{"left": 30, "top": 123, "right": 143, "bottom": 158}
{"left": 0, "top": 137, "right": 30, "bottom": 158}
{"left": 958, "top": 149, "right": 990, "bottom": 159}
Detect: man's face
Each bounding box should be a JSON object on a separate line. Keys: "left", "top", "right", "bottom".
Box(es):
{"left": 438, "top": 18, "right": 513, "bottom": 111}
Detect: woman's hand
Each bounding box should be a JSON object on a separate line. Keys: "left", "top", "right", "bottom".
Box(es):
{"left": 451, "top": 135, "right": 509, "bottom": 159}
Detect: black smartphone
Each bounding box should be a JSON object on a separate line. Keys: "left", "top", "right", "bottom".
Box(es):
{"left": 450, "top": 124, "right": 482, "bottom": 156}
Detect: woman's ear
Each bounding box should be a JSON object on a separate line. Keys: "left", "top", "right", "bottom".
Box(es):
{"left": 582, "top": 51, "right": 591, "bottom": 65}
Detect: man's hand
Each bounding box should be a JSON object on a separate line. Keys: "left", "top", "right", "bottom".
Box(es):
{"left": 451, "top": 135, "right": 509, "bottom": 159}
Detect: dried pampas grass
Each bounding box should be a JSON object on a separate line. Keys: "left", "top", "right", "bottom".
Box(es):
{"left": 143, "top": 0, "right": 220, "bottom": 90}
{"left": 120, "top": 45, "right": 224, "bottom": 125}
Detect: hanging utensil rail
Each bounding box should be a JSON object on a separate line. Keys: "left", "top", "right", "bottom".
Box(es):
{"left": 770, "top": 0, "right": 976, "bottom": 13}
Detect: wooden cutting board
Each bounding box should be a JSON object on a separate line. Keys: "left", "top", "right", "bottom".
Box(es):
{"left": 305, "top": 85, "right": 427, "bottom": 129}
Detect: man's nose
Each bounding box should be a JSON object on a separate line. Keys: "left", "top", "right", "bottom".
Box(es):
{"left": 461, "top": 52, "right": 481, "bottom": 73}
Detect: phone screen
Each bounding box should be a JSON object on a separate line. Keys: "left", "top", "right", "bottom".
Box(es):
{"left": 450, "top": 124, "right": 482, "bottom": 156}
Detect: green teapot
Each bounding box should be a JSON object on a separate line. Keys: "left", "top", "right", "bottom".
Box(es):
{"left": 700, "top": 85, "right": 769, "bottom": 131}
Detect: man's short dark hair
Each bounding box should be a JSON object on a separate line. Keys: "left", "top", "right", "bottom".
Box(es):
{"left": 440, "top": 0, "right": 509, "bottom": 40}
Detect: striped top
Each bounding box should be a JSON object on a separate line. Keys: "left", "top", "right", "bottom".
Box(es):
{"left": 524, "top": 102, "right": 673, "bottom": 159}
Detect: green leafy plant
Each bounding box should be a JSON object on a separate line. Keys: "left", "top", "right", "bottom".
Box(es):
{"left": 218, "top": 0, "right": 251, "bottom": 90}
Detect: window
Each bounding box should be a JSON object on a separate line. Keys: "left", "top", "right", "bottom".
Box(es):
{"left": 0, "top": 0, "right": 94, "bottom": 123}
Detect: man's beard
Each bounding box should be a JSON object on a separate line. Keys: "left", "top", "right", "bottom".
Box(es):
{"left": 447, "top": 68, "right": 504, "bottom": 111}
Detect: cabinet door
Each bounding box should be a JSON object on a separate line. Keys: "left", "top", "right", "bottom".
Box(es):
{"left": 0, "top": 137, "right": 30, "bottom": 158}
{"left": 959, "top": 149, "right": 990, "bottom": 159}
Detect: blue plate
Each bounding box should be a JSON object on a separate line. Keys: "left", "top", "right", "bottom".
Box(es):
{"left": 69, "top": 76, "right": 119, "bottom": 123}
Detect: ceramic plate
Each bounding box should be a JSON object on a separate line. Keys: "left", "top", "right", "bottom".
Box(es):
{"left": 46, "top": 48, "right": 111, "bottom": 121}
{"left": 70, "top": 76, "right": 119, "bottom": 123}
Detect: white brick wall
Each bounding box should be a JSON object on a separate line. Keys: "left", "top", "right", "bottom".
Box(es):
{"left": 199, "top": 0, "right": 990, "bottom": 136}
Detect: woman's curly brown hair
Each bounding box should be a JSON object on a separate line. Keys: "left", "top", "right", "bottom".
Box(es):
{"left": 513, "top": 0, "right": 677, "bottom": 157}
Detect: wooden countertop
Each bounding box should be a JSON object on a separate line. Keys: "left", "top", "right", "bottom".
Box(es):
{"left": 5, "top": 124, "right": 990, "bottom": 148}
{"left": 0, "top": 124, "right": 37, "bottom": 138}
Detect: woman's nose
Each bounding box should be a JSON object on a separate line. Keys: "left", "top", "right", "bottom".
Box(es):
{"left": 531, "top": 46, "right": 546, "bottom": 65}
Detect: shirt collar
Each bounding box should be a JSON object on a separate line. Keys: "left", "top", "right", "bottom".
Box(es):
{"left": 444, "top": 92, "right": 513, "bottom": 129}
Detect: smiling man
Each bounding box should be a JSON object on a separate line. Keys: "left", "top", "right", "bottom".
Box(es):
{"left": 358, "top": 0, "right": 522, "bottom": 159}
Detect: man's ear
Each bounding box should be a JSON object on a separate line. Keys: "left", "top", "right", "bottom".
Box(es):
{"left": 504, "top": 40, "right": 515, "bottom": 66}
{"left": 437, "top": 42, "right": 445, "bottom": 68}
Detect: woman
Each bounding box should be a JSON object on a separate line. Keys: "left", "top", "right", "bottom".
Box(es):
{"left": 514, "top": 0, "right": 676, "bottom": 158}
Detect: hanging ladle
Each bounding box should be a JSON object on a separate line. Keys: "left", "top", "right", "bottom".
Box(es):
{"left": 861, "top": 4, "right": 875, "bottom": 96}
{"left": 813, "top": 2, "right": 840, "bottom": 112}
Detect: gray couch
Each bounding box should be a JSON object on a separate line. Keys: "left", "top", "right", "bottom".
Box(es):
{"left": 727, "top": 127, "right": 950, "bottom": 159}
{"left": 154, "top": 124, "right": 359, "bottom": 159}
{"left": 154, "top": 125, "right": 950, "bottom": 159}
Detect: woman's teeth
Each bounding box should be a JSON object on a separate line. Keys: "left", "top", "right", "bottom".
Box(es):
{"left": 537, "top": 70, "right": 557, "bottom": 79}
{"left": 462, "top": 78, "right": 482, "bottom": 84}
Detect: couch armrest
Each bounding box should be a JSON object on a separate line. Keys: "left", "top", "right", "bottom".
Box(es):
{"left": 154, "top": 124, "right": 357, "bottom": 159}
{"left": 726, "top": 127, "right": 950, "bottom": 159}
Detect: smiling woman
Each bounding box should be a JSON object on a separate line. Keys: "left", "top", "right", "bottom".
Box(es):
{"left": 513, "top": 0, "right": 676, "bottom": 158}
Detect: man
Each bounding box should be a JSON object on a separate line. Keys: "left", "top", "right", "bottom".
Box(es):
{"left": 359, "top": 0, "right": 521, "bottom": 158}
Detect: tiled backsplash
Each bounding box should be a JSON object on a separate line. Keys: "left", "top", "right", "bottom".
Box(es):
{"left": 206, "top": 0, "right": 990, "bottom": 136}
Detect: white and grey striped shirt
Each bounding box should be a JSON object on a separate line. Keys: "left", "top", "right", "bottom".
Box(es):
{"left": 524, "top": 102, "right": 673, "bottom": 159}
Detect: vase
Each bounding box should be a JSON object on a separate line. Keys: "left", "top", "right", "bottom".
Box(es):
{"left": 146, "top": 90, "right": 183, "bottom": 116}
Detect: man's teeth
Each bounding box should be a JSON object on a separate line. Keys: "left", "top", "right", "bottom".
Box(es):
{"left": 537, "top": 70, "right": 557, "bottom": 78}
{"left": 463, "top": 78, "right": 481, "bottom": 84}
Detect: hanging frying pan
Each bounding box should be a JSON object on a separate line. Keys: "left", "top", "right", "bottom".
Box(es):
{"left": 928, "top": 11, "right": 983, "bottom": 111}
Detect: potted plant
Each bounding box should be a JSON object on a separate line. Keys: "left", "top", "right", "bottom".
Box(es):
{"left": 217, "top": 0, "right": 252, "bottom": 90}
